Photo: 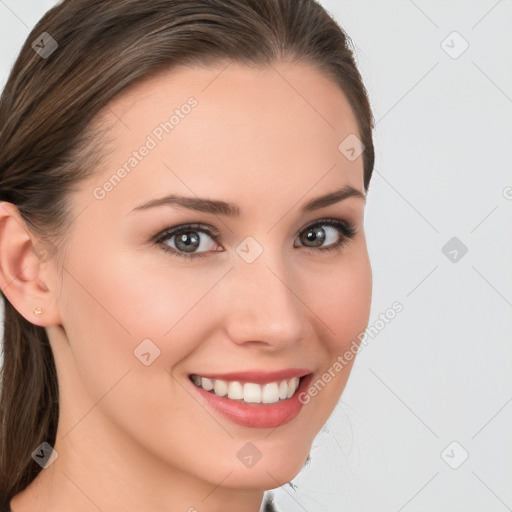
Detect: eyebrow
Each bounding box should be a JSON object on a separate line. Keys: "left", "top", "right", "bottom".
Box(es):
{"left": 130, "top": 184, "right": 365, "bottom": 217}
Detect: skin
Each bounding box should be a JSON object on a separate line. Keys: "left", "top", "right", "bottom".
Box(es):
{"left": 1, "top": 60, "right": 372, "bottom": 512}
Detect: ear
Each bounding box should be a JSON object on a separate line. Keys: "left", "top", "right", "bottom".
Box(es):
{"left": 0, "top": 201, "right": 61, "bottom": 326}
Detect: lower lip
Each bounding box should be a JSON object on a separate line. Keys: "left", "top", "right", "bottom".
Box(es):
{"left": 191, "top": 374, "right": 313, "bottom": 429}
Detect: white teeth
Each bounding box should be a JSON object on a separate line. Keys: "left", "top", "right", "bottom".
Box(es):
{"left": 243, "top": 383, "right": 261, "bottom": 403}
{"left": 278, "top": 380, "right": 288, "bottom": 400}
{"left": 262, "top": 382, "right": 280, "bottom": 404}
{"left": 191, "top": 375, "right": 302, "bottom": 404}
{"left": 201, "top": 377, "right": 213, "bottom": 391}
{"left": 213, "top": 379, "right": 228, "bottom": 397}
{"left": 227, "top": 381, "right": 244, "bottom": 400}
{"left": 287, "top": 377, "right": 299, "bottom": 398}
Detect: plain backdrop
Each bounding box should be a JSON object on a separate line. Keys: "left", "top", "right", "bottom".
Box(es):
{"left": 1, "top": 1, "right": 511, "bottom": 511}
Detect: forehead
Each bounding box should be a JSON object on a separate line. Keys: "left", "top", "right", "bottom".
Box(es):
{"left": 83, "top": 61, "right": 364, "bottom": 217}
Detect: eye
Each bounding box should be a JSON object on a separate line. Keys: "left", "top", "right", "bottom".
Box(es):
{"left": 154, "top": 223, "right": 221, "bottom": 260}
{"left": 294, "top": 218, "right": 356, "bottom": 253}
{"left": 153, "top": 218, "right": 357, "bottom": 260}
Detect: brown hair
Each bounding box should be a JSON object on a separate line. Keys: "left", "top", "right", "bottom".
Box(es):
{"left": 0, "top": 0, "right": 374, "bottom": 504}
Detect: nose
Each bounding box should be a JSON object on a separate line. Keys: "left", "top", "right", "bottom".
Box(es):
{"left": 220, "top": 250, "right": 308, "bottom": 351}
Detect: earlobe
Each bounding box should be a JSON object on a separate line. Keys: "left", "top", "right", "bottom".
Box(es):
{"left": 0, "top": 201, "right": 61, "bottom": 326}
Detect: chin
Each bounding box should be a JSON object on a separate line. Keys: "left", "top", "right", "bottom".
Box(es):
{"left": 224, "top": 448, "right": 311, "bottom": 490}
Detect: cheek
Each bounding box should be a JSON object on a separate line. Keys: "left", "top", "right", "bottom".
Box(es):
{"left": 56, "top": 252, "right": 163, "bottom": 378}
{"left": 304, "top": 246, "right": 372, "bottom": 356}
{"left": 59, "top": 246, "right": 229, "bottom": 398}
{"left": 58, "top": 250, "right": 222, "bottom": 456}
{"left": 289, "top": 243, "right": 371, "bottom": 427}
{"left": 330, "top": 264, "right": 372, "bottom": 350}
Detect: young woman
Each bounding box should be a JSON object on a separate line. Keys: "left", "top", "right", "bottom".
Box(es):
{"left": 0, "top": 1, "right": 375, "bottom": 510}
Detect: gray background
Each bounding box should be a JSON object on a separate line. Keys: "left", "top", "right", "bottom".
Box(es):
{"left": 1, "top": 1, "right": 511, "bottom": 511}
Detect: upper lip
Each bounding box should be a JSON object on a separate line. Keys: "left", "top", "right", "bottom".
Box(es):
{"left": 190, "top": 368, "right": 312, "bottom": 384}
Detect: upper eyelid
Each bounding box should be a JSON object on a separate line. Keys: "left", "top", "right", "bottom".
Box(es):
{"left": 154, "top": 223, "right": 219, "bottom": 241}
{"left": 155, "top": 218, "right": 351, "bottom": 238}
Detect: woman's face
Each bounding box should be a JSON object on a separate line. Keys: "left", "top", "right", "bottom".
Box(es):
{"left": 48, "top": 61, "right": 371, "bottom": 493}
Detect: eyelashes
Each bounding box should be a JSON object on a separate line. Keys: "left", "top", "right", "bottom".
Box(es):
{"left": 153, "top": 218, "right": 357, "bottom": 260}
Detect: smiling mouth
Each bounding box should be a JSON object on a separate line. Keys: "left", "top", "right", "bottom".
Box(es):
{"left": 189, "top": 374, "right": 303, "bottom": 404}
